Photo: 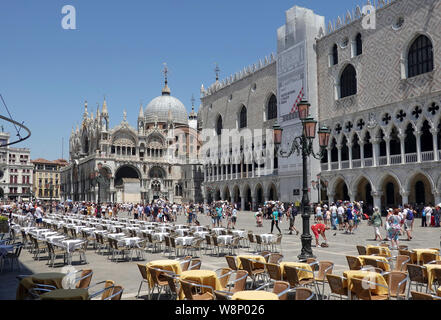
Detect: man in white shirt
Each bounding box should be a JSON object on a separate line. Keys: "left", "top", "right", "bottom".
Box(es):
{"left": 330, "top": 203, "right": 338, "bottom": 230}
{"left": 337, "top": 205, "right": 345, "bottom": 231}
{"left": 35, "top": 205, "right": 44, "bottom": 227}
{"left": 231, "top": 207, "right": 238, "bottom": 229}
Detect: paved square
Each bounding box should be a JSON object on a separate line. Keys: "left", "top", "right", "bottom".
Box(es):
{"left": 1, "top": 211, "right": 440, "bottom": 300}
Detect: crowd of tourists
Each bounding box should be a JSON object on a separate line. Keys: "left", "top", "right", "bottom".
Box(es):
{"left": 2, "top": 197, "right": 440, "bottom": 250}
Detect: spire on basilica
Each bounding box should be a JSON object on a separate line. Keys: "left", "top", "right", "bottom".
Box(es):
{"left": 162, "top": 63, "right": 171, "bottom": 96}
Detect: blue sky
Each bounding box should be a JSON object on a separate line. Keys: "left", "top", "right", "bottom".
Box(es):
{"left": 0, "top": 0, "right": 365, "bottom": 160}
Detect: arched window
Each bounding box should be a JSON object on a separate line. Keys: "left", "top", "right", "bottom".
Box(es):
{"left": 239, "top": 106, "right": 247, "bottom": 129}
{"left": 340, "top": 65, "right": 357, "bottom": 98}
{"left": 332, "top": 44, "right": 339, "bottom": 65}
{"left": 408, "top": 35, "right": 434, "bottom": 78}
{"left": 267, "top": 95, "right": 277, "bottom": 120}
{"left": 355, "top": 33, "right": 363, "bottom": 56}
{"left": 216, "top": 115, "right": 223, "bottom": 135}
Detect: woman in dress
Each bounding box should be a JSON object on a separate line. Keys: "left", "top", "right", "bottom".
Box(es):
{"left": 387, "top": 209, "right": 402, "bottom": 250}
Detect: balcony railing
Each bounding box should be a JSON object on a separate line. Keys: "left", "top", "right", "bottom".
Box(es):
{"left": 421, "top": 151, "right": 434, "bottom": 162}
{"left": 341, "top": 161, "right": 350, "bottom": 169}
{"left": 364, "top": 158, "right": 373, "bottom": 167}
{"left": 321, "top": 151, "right": 438, "bottom": 172}
{"left": 390, "top": 154, "right": 402, "bottom": 165}
{"left": 352, "top": 159, "right": 362, "bottom": 168}
{"left": 379, "top": 156, "right": 387, "bottom": 166}
{"left": 405, "top": 153, "right": 417, "bottom": 163}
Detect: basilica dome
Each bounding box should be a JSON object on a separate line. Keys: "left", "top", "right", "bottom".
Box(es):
{"left": 145, "top": 83, "right": 188, "bottom": 125}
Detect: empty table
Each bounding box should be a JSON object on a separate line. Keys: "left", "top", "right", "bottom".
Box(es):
{"left": 217, "top": 235, "right": 233, "bottom": 245}
{"left": 176, "top": 237, "right": 195, "bottom": 246}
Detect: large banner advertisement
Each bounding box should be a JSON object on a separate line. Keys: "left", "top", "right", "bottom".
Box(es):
{"left": 277, "top": 41, "right": 307, "bottom": 123}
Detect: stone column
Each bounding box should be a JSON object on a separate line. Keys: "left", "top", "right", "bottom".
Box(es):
{"left": 385, "top": 137, "right": 391, "bottom": 165}
{"left": 240, "top": 191, "right": 246, "bottom": 211}
{"left": 401, "top": 191, "right": 410, "bottom": 206}
{"left": 372, "top": 192, "right": 383, "bottom": 210}
{"left": 327, "top": 147, "right": 332, "bottom": 171}
{"left": 348, "top": 142, "right": 353, "bottom": 169}
{"left": 251, "top": 196, "right": 257, "bottom": 212}
{"left": 360, "top": 142, "right": 365, "bottom": 168}
{"left": 372, "top": 139, "right": 380, "bottom": 167}
{"left": 327, "top": 193, "right": 335, "bottom": 205}
{"left": 399, "top": 133, "right": 406, "bottom": 164}
{"left": 337, "top": 144, "right": 342, "bottom": 170}
{"left": 434, "top": 191, "right": 441, "bottom": 206}
{"left": 431, "top": 128, "right": 439, "bottom": 161}
{"left": 416, "top": 131, "right": 422, "bottom": 163}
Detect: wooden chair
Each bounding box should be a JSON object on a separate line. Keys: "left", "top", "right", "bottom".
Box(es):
{"left": 163, "top": 272, "right": 180, "bottom": 300}
{"left": 180, "top": 280, "right": 214, "bottom": 300}
{"left": 268, "top": 253, "right": 283, "bottom": 265}
{"left": 406, "top": 264, "right": 428, "bottom": 298}
{"left": 293, "top": 287, "right": 315, "bottom": 300}
{"left": 284, "top": 265, "right": 316, "bottom": 292}
{"left": 326, "top": 274, "right": 349, "bottom": 300}
{"left": 254, "top": 235, "right": 264, "bottom": 252}
{"left": 383, "top": 271, "right": 408, "bottom": 300}
{"left": 394, "top": 255, "right": 410, "bottom": 272}
{"left": 225, "top": 256, "right": 238, "bottom": 271}
{"left": 313, "top": 261, "right": 334, "bottom": 299}
{"left": 350, "top": 278, "right": 389, "bottom": 300}
{"left": 411, "top": 291, "right": 441, "bottom": 300}
{"left": 75, "top": 269, "right": 93, "bottom": 289}
{"left": 247, "top": 232, "right": 256, "bottom": 252}
{"left": 421, "top": 252, "right": 439, "bottom": 265}
{"left": 215, "top": 268, "right": 233, "bottom": 290}
{"left": 136, "top": 264, "right": 149, "bottom": 298}
{"left": 272, "top": 234, "right": 283, "bottom": 253}
{"left": 265, "top": 263, "right": 283, "bottom": 281}
{"left": 256, "top": 280, "right": 290, "bottom": 300}
{"left": 356, "top": 245, "right": 367, "bottom": 255}
{"left": 88, "top": 280, "right": 115, "bottom": 300}
{"left": 239, "top": 257, "right": 266, "bottom": 288}
{"left": 105, "top": 285, "right": 124, "bottom": 300}
{"left": 204, "top": 235, "right": 214, "bottom": 254}
{"left": 178, "top": 256, "right": 192, "bottom": 272}
{"left": 189, "top": 258, "right": 201, "bottom": 270}
{"left": 214, "top": 290, "right": 230, "bottom": 300}
{"left": 213, "top": 270, "right": 249, "bottom": 297}
{"left": 346, "top": 256, "right": 362, "bottom": 270}
{"left": 147, "top": 267, "right": 171, "bottom": 300}
{"left": 260, "top": 251, "right": 271, "bottom": 262}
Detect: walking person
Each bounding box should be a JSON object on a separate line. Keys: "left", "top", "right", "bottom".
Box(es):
{"left": 287, "top": 205, "right": 299, "bottom": 235}
{"left": 403, "top": 205, "right": 414, "bottom": 240}
{"left": 425, "top": 204, "right": 433, "bottom": 227}
{"left": 371, "top": 207, "right": 383, "bottom": 241}
{"left": 270, "top": 207, "right": 282, "bottom": 234}
{"left": 387, "top": 209, "right": 402, "bottom": 250}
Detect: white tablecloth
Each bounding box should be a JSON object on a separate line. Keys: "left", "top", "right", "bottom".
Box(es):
{"left": 118, "top": 237, "right": 141, "bottom": 247}
{"left": 153, "top": 232, "right": 169, "bottom": 241}
{"left": 194, "top": 231, "right": 210, "bottom": 238}
{"left": 106, "top": 233, "right": 126, "bottom": 240}
{"left": 30, "top": 229, "right": 51, "bottom": 236}
{"left": 212, "top": 228, "right": 226, "bottom": 236}
{"left": 190, "top": 226, "right": 205, "bottom": 232}
{"left": 175, "top": 229, "right": 190, "bottom": 237}
{"left": 60, "top": 240, "right": 84, "bottom": 253}
{"left": 231, "top": 230, "right": 247, "bottom": 238}
{"left": 40, "top": 231, "right": 58, "bottom": 239}
{"left": 260, "top": 234, "right": 276, "bottom": 244}
{"left": 218, "top": 235, "right": 233, "bottom": 245}
{"left": 175, "top": 237, "right": 195, "bottom": 246}
{"left": 47, "top": 235, "right": 66, "bottom": 242}
{"left": 156, "top": 226, "right": 172, "bottom": 233}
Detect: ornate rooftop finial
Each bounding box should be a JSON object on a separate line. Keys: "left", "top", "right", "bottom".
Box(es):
{"left": 123, "top": 109, "right": 127, "bottom": 122}
{"left": 102, "top": 96, "right": 108, "bottom": 115}
{"left": 138, "top": 102, "right": 144, "bottom": 119}
{"left": 162, "top": 63, "right": 171, "bottom": 96}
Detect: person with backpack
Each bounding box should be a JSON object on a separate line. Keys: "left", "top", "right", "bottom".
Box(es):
{"left": 421, "top": 206, "right": 427, "bottom": 227}
{"left": 404, "top": 204, "right": 414, "bottom": 240}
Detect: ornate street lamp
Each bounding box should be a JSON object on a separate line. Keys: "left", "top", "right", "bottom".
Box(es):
{"left": 273, "top": 100, "right": 331, "bottom": 261}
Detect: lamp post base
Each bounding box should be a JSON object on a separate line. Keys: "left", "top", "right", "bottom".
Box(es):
{"left": 298, "top": 234, "right": 315, "bottom": 261}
